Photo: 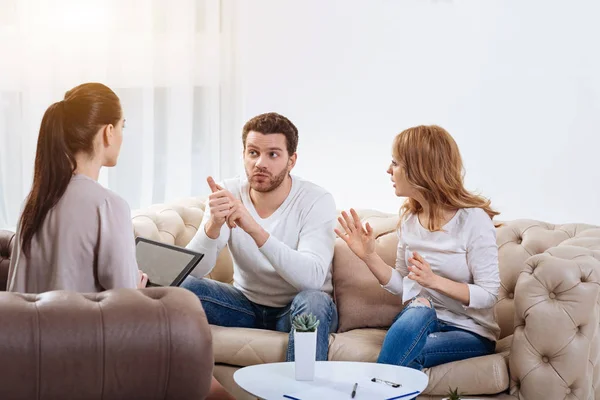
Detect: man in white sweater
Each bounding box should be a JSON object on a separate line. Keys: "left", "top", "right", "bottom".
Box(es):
{"left": 182, "top": 112, "right": 338, "bottom": 361}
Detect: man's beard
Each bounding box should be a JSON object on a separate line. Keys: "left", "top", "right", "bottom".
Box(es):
{"left": 246, "top": 167, "right": 288, "bottom": 193}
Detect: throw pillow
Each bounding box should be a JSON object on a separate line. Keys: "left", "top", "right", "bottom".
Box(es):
{"left": 332, "top": 231, "right": 404, "bottom": 333}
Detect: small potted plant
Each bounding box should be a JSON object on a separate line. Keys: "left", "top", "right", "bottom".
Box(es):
{"left": 292, "top": 313, "right": 320, "bottom": 381}
{"left": 443, "top": 386, "right": 464, "bottom": 400}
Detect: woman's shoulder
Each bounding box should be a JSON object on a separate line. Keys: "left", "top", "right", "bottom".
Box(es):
{"left": 458, "top": 207, "right": 496, "bottom": 241}
{"left": 461, "top": 207, "right": 494, "bottom": 226}
{"left": 396, "top": 211, "right": 417, "bottom": 236}
{"left": 101, "top": 190, "right": 130, "bottom": 213}
{"left": 68, "top": 175, "right": 130, "bottom": 214}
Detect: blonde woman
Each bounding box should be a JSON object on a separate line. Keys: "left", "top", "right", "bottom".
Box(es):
{"left": 336, "top": 125, "right": 500, "bottom": 369}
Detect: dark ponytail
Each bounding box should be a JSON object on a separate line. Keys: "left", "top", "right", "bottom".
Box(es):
{"left": 19, "top": 83, "right": 121, "bottom": 256}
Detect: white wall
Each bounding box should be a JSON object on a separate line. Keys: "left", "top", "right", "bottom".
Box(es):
{"left": 233, "top": 0, "right": 600, "bottom": 224}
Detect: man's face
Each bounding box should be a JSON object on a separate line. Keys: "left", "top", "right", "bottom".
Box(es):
{"left": 244, "top": 131, "right": 296, "bottom": 193}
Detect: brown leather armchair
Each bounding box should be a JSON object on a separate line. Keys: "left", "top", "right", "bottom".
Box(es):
{"left": 0, "top": 231, "right": 214, "bottom": 400}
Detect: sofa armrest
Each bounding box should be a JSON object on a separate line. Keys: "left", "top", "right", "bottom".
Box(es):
{"left": 509, "top": 246, "right": 600, "bottom": 400}
{"left": 0, "top": 230, "right": 15, "bottom": 291}
{"left": 0, "top": 287, "right": 213, "bottom": 400}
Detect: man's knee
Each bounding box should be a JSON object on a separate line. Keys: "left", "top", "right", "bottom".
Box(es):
{"left": 292, "top": 290, "right": 335, "bottom": 312}
{"left": 181, "top": 276, "right": 221, "bottom": 297}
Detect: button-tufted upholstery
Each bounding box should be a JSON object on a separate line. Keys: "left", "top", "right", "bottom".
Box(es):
{"left": 0, "top": 287, "right": 214, "bottom": 400}
{"left": 128, "top": 197, "right": 600, "bottom": 400}
{"left": 132, "top": 199, "right": 234, "bottom": 284}
{"left": 0, "top": 230, "right": 15, "bottom": 291}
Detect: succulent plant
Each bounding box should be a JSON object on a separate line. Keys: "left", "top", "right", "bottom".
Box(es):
{"left": 292, "top": 313, "right": 320, "bottom": 332}
{"left": 446, "top": 386, "right": 463, "bottom": 400}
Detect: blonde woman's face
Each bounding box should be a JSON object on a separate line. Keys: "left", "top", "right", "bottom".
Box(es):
{"left": 387, "top": 156, "right": 413, "bottom": 197}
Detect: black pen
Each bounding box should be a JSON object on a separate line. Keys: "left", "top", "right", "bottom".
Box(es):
{"left": 351, "top": 382, "right": 358, "bottom": 398}
{"left": 371, "top": 377, "right": 402, "bottom": 388}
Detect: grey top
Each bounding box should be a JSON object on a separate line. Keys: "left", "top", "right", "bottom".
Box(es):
{"left": 7, "top": 174, "right": 138, "bottom": 293}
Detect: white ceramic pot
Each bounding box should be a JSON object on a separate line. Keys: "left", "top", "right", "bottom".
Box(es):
{"left": 293, "top": 329, "right": 317, "bottom": 381}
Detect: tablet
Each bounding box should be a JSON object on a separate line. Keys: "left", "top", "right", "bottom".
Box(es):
{"left": 135, "top": 237, "right": 204, "bottom": 287}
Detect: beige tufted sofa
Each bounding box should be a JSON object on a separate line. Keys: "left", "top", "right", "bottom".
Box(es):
{"left": 132, "top": 197, "right": 600, "bottom": 400}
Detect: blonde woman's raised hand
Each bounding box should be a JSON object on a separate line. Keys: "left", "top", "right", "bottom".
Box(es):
{"left": 334, "top": 208, "right": 376, "bottom": 261}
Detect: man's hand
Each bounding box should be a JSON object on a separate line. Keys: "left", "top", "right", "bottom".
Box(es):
{"left": 227, "top": 200, "right": 261, "bottom": 234}
{"left": 205, "top": 176, "right": 236, "bottom": 239}
{"left": 226, "top": 199, "right": 269, "bottom": 247}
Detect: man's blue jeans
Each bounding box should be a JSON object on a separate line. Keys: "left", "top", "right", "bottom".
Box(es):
{"left": 377, "top": 297, "right": 496, "bottom": 369}
{"left": 181, "top": 276, "right": 338, "bottom": 361}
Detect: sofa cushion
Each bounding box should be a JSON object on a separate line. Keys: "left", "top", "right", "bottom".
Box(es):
{"left": 332, "top": 210, "right": 404, "bottom": 333}
{"left": 424, "top": 353, "right": 509, "bottom": 395}
{"left": 328, "top": 328, "right": 510, "bottom": 395}
{"left": 329, "top": 328, "right": 388, "bottom": 361}
{"left": 211, "top": 325, "right": 289, "bottom": 366}
{"left": 212, "top": 324, "right": 510, "bottom": 395}
{"left": 211, "top": 324, "right": 511, "bottom": 395}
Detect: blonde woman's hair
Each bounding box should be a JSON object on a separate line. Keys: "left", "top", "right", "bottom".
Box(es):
{"left": 393, "top": 125, "right": 499, "bottom": 231}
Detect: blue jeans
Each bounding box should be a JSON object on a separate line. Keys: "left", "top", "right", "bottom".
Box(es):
{"left": 181, "top": 276, "right": 338, "bottom": 361}
{"left": 377, "top": 297, "right": 496, "bottom": 369}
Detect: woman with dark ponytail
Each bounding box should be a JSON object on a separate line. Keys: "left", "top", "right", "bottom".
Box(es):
{"left": 7, "top": 82, "right": 148, "bottom": 292}
{"left": 7, "top": 83, "right": 235, "bottom": 399}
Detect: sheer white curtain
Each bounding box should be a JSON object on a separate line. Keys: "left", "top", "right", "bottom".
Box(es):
{"left": 0, "top": 0, "right": 239, "bottom": 229}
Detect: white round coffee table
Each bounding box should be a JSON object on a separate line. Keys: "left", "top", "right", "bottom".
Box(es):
{"left": 234, "top": 361, "right": 428, "bottom": 399}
